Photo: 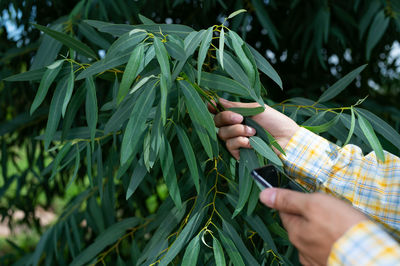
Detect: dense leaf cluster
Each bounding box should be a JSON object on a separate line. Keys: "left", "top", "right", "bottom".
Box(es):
{"left": 1, "top": 0, "right": 400, "bottom": 265}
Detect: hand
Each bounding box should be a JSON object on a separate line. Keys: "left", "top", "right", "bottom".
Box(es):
{"left": 259, "top": 188, "right": 367, "bottom": 265}
{"left": 208, "top": 98, "right": 299, "bottom": 160}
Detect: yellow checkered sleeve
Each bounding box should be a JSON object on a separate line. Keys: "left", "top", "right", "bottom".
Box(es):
{"left": 279, "top": 127, "right": 400, "bottom": 265}
{"left": 328, "top": 220, "right": 400, "bottom": 265}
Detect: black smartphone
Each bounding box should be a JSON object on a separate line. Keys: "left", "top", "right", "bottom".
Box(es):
{"left": 251, "top": 165, "right": 308, "bottom": 192}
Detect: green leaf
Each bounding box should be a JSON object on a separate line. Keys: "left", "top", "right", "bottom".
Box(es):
{"left": 117, "top": 44, "right": 144, "bottom": 105}
{"left": 78, "top": 22, "right": 111, "bottom": 50}
{"left": 50, "top": 142, "right": 72, "bottom": 181}
{"left": 86, "top": 21, "right": 194, "bottom": 38}
{"left": 66, "top": 144, "right": 80, "bottom": 189}
{"left": 165, "top": 40, "right": 185, "bottom": 61}
{"left": 33, "top": 24, "right": 98, "bottom": 59}
{"left": 159, "top": 211, "right": 204, "bottom": 266}
{"left": 219, "top": 28, "right": 225, "bottom": 69}
{"left": 250, "top": 136, "right": 283, "bottom": 166}
{"left": 357, "top": 112, "right": 385, "bottom": 162}
{"left": 228, "top": 106, "right": 265, "bottom": 117}
{"left": 245, "top": 215, "right": 279, "bottom": 255}
{"left": 126, "top": 159, "right": 147, "bottom": 200}
{"left": 30, "top": 23, "right": 63, "bottom": 70}
{"left": 120, "top": 85, "right": 155, "bottom": 164}
{"left": 302, "top": 113, "right": 341, "bottom": 134}
{"left": 218, "top": 229, "right": 245, "bottom": 266}
{"left": 217, "top": 51, "right": 252, "bottom": 91}
{"left": 62, "top": 64, "right": 75, "bottom": 117}
{"left": 96, "top": 143, "right": 104, "bottom": 200}
{"left": 227, "top": 9, "right": 247, "bottom": 19}
{"left": 251, "top": 0, "right": 279, "bottom": 49}
{"left": 106, "top": 30, "right": 147, "bottom": 57}
{"left": 197, "top": 26, "right": 213, "bottom": 85}
{"left": 153, "top": 37, "right": 171, "bottom": 84}
{"left": 44, "top": 77, "right": 68, "bottom": 149}
{"left": 343, "top": 107, "right": 356, "bottom": 146}
{"left": 213, "top": 237, "right": 226, "bottom": 266}
{"left": 160, "top": 75, "right": 168, "bottom": 125}
{"left": 159, "top": 137, "right": 182, "bottom": 209}
{"left": 129, "top": 75, "right": 157, "bottom": 95}
{"left": 181, "top": 235, "right": 200, "bottom": 266}
{"left": 175, "top": 125, "right": 200, "bottom": 193}
{"left": 179, "top": 80, "right": 217, "bottom": 142}
{"left": 86, "top": 142, "right": 93, "bottom": 186}
{"left": 193, "top": 121, "right": 214, "bottom": 159}
{"left": 85, "top": 77, "right": 98, "bottom": 145}
{"left": 229, "top": 31, "right": 256, "bottom": 87}
{"left": 200, "top": 72, "right": 251, "bottom": 97}
{"left": 366, "top": 11, "right": 389, "bottom": 60}
{"left": 76, "top": 45, "right": 152, "bottom": 80}
{"left": 30, "top": 60, "right": 63, "bottom": 115}
{"left": 356, "top": 108, "right": 400, "bottom": 150}
{"left": 222, "top": 221, "right": 259, "bottom": 266}
{"left": 4, "top": 67, "right": 46, "bottom": 82}
{"left": 249, "top": 46, "right": 282, "bottom": 89}
{"left": 70, "top": 218, "right": 140, "bottom": 266}
{"left": 318, "top": 64, "right": 367, "bottom": 102}
{"left": 138, "top": 14, "right": 155, "bottom": 24}
{"left": 233, "top": 148, "right": 254, "bottom": 218}
{"left": 359, "top": 1, "right": 381, "bottom": 40}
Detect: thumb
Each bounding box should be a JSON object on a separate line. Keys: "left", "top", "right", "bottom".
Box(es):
{"left": 259, "top": 188, "right": 308, "bottom": 215}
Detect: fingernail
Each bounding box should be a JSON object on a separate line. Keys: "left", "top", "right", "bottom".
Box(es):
{"left": 260, "top": 189, "right": 277, "bottom": 207}
{"left": 231, "top": 113, "right": 243, "bottom": 123}
{"left": 246, "top": 126, "right": 256, "bottom": 135}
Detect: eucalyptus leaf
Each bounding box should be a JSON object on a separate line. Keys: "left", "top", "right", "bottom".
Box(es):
{"left": 30, "top": 60, "right": 63, "bottom": 115}
{"left": 318, "top": 64, "right": 367, "bottom": 103}
{"left": 33, "top": 24, "right": 98, "bottom": 59}
{"left": 357, "top": 112, "right": 385, "bottom": 162}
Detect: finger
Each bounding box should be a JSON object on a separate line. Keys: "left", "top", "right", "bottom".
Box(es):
{"left": 259, "top": 188, "right": 309, "bottom": 215}
{"left": 219, "top": 98, "right": 262, "bottom": 109}
{"left": 226, "top": 137, "right": 251, "bottom": 152}
{"left": 214, "top": 111, "right": 243, "bottom": 127}
{"left": 218, "top": 124, "right": 256, "bottom": 141}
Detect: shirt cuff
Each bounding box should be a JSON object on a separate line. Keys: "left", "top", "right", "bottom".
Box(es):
{"left": 278, "top": 127, "right": 336, "bottom": 191}
{"left": 328, "top": 220, "right": 400, "bottom": 265}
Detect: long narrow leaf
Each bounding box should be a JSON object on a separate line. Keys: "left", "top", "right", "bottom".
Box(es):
{"left": 117, "top": 44, "right": 144, "bottom": 105}
{"left": 318, "top": 64, "right": 367, "bottom": 102}
{"left": 33, "top": 24, "right": 98, "bottom": 59}
{"left": 30, "top": 60, "right": 63, "bottom": 115}
{"left": 357, "top": 112, "right": 385, "bottom": 162}
{"left": 197, "top": 27, "right": 213, "bottom": 85}
{"left": 175, "top": 125, "right": 200, "bottom": 193}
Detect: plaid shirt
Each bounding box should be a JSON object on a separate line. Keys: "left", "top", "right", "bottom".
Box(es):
{"left": 280, "top": 127, "right": 400, "bottom": 265}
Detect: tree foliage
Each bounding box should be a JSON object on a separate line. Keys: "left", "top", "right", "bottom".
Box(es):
{"left": 1, "top": 0, "right": 400, "bottom": 265}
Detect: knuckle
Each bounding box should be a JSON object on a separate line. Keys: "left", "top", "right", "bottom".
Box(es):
{"left": 217, "top": 128, "right": 226, "bottom": 140}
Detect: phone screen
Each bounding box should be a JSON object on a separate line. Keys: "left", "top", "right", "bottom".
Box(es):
{"left": 251, "top": 165, "right": 307, "bottom": 192}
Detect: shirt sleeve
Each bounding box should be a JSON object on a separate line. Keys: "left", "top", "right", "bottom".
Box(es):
{"left": 328, "top": 220, "right": 400, "bottom": 266}
{"left": 279, "top": 127, "right": 400, "bottom": 236}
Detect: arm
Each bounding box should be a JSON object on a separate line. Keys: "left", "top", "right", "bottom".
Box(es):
{"left": 259, "top": 188, "right": 400, "bottom": 266}
{"left": 211, "top": 99, "right": 400, "bottom": 235}
{"left": 281, "top": 127, "right": 400, "bottom": 236}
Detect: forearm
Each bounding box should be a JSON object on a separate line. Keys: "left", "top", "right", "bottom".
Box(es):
{"left": 279, "top": 127, "right": 400, "bottom": 234}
